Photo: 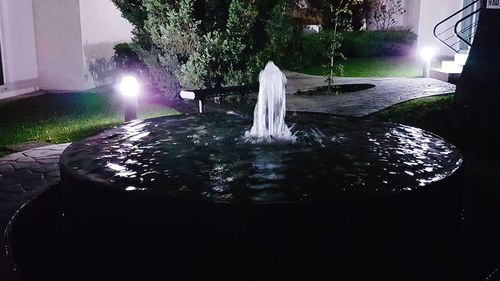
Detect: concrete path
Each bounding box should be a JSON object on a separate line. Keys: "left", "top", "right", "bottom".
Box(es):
{"left": 284, "top": 71, "right": 456, "bottom": 117}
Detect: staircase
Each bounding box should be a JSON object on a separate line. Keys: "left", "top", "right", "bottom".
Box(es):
{"left": 430, "top": 51, "right": 470, "bottom": 84}
{"left": 432, "top": 0, "right": 482, "bottom": 83}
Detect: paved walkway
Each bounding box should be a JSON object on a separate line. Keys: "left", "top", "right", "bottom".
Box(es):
{"left": 0, "top": 144, "right": 69, "bottom": 212}
{"left": 284, "top": 71, "right": 456, "bottom": 117}
{"left": 0, "top": 144, "right": 69, "bottom": 280}
{"left": 0, "top": 73, "right": 456, "bottom": 279}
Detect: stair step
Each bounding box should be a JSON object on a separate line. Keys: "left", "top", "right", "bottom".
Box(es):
{"left": 430, "top": 68, "right": 461, "bottom": 84}
{"left": 454, "top": 53, "right": 469, "bottom": 66}
{"left": 441, "top": 61, "right": 463, "bottom": 73}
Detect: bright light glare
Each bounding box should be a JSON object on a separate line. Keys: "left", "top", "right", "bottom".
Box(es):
{"left": 120, "top": 76, "right": 140, "bottom": 97}
{"left": 180, "top": 90, "right": 196, "bottom": 100}
{"left": 420, "top": 47, "right": 436, "bottom": 62}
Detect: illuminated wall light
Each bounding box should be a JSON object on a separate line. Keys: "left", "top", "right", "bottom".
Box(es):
{"left": 180, "top": 90, "right": 196, "bottom": 100}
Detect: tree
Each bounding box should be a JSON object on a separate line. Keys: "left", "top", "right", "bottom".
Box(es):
{"left": 454, "top": 3, "right": 500, "bottom": 131}
{"left": 263, "top": 3, "right": 295, "bottom": 65}
{"left": 306, "top": 0, "right": 363, "bottom": 30}
{"left": 111, "top": 0, "right": 153, "bottom": 47}
{"left": 323, "top": 1, "right": 352, "bottom": 94}
{"left": 366, "top": 0, "right": 406, "bottom": 30}
{"left": 113, "top": 0, "right": 260, "bottom": 99}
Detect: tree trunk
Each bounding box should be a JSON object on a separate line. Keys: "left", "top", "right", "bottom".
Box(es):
{"left": 455, "top": 2, "right": 500, "bottom": 129}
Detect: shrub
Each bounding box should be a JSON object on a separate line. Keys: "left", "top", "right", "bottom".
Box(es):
{"left": 111, "top": 0, "right": 153, "bottom": 48}
{"left": 365, "top": 0, "right": 406, "bottom": 31}
{"left": 263, "top": 3, "right": 294, "bottom": 65}
{"left": 289, "top": 30, "right": 347, "bottom": 69}
{"left": 113, "top": 43, "right": 144, "bottom": 71}
{"left": 285, "top": 29, "right": 417, "bottom": 70}
{"left": 112, "top": 1, "right": 371, "bottom": 96}
{"left": 291, "top": 33, "right": 325, "bottom": 68}
{"left": 305, "top": 0, "right": 364, "bottom": 31}
{"left": 113, "top": 0, "right": 259, "bottom": 100}
{"left": 347, "top": 30, "right": 417, "bottom": 57}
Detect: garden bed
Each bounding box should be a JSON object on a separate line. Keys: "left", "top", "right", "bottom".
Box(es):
{"left": 295, "top": 83, "right": 375, "bottom": 96}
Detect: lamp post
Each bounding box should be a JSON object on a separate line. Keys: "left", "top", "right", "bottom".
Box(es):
{"left": 119, "top": 76, "right": 140, "bottom": 122}
{"left": 420, "top": 47, "right": 436, "bottom": 78}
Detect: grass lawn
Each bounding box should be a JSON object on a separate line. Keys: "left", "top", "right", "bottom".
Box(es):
{"left": 369, "top": 93, "right": 500, "bottom": 208}
{"left": 369, "top": 93, "right": 500, "bottom": 205}
{"left": 369, "top": 94, "right": 500, "bottom": 279}
{"left": 369, "top": 94, "right": 455, "bottom": 133}
{"left": 299, "top": 56, "right": 424, "bottom": 77}
{"left": 0, "top": 92, "right": 178, "bottom": 157}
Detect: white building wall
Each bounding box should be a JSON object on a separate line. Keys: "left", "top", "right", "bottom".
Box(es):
{"left": 33, "top": 0, "right": 86, "bottom": 91}
{"left": 403, "top": 0, "right": 422, "bottom": 34}
{"left": 367, "top": 0, "right": 464, "bottom": 56}
{"left": 33, "top": 0, "right": 132, "bottom": 92}
{"left": 416, "top": 0, "right": 464, "bottom": 55}
{"left": 0, "top": 0, "right": 133, "bottom": 99}
{"left": 79, "top": 0, "right": 133, "bottom": 89}
{"left": 0, "top": 0, "right": 39, "bottom": 99}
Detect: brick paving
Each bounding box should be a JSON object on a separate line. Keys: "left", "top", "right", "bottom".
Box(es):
{"left": 0, "top": 144, "right": 69, "bottom": 280}
{"left": 0, "top": 73, "right": 456, "bottom": 279}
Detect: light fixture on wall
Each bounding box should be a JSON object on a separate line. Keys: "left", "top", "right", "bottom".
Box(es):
{"left": 119, "top": 75, "right": 140, "bottom": 122}
{"left": 419, "top": 47, "right": 436, "bottom": 78}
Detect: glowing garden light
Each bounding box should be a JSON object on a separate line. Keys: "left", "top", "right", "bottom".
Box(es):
{"left": 119, "top": 75, "right": 140, "bottom": 122}
{"left": 180, "top": 90, "right": 205, "bottom": 113}
{"left": 420, "top": 47, "right": 436, "bottom": 62}
{"left": 120, "top": 76, "right": 140, "bottom": 97}
{"left": 419, "top": 47, "right": 436, "bottom": 78}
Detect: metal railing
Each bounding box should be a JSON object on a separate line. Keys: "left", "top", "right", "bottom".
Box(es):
{"left": 433, "top": 0, "right": 482, "bottom": 53}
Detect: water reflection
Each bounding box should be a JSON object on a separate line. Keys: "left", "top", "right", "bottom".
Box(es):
{"left": 61, "top": 112, "right": 463, "bottom": 203}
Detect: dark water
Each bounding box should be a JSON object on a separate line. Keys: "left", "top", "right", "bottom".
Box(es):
{"left": 61, "top": 112, "right": 463, "bottom": 203}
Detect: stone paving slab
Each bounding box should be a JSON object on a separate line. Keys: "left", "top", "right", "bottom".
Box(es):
{"left": 284, "top": 71, "right": 456, "bottom": 117}
{"left": 0, "top": 143, "right": 68, "bottom": 201}
{"left": 0, "top": 143, "right": 69, "bottom": 280}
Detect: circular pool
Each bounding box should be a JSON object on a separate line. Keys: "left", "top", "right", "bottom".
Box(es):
{"left": 60, "top": 112, "right": 462, "bottom": 202}
{"left": 9, "top": 112, "right": 464, "bottom": 281}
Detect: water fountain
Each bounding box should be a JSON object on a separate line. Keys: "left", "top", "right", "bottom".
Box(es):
{"left": 7, "top": 62, "right": 463, "bottom": 281}
{"left": 245, "top": 61, "right": 294, "bottom": 142}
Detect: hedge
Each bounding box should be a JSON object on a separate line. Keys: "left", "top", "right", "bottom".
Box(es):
{"left": 290, "top": 30, "right": 417, "bottom": 69}
{"left": 342, "top": 30, "right": 418, "bottom": 57}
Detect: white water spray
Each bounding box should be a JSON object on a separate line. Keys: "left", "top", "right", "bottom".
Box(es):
{"left": 245, "top": 62, "right": 295, "bottom": 142}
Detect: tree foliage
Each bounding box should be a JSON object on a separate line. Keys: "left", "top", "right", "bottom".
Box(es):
{"left": 306, "top": 0, "right": 363, "bottom": 30}
{"left": 263, "top": 3, "right": 295, "bottom": 64}
{"left": 323, "top": 0, "right": 352, "bottom": 93}
{"left": 113, "top": 0, "right": 260, "bottom": 99}
{"left": 366, "top": 0, "right": 406, "bottom": 30}
{"left": 111, "top": 0, "right": 151, "bottom": 47}
{"left": 112, "top": 0, "right": 358, "bottom": 99}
